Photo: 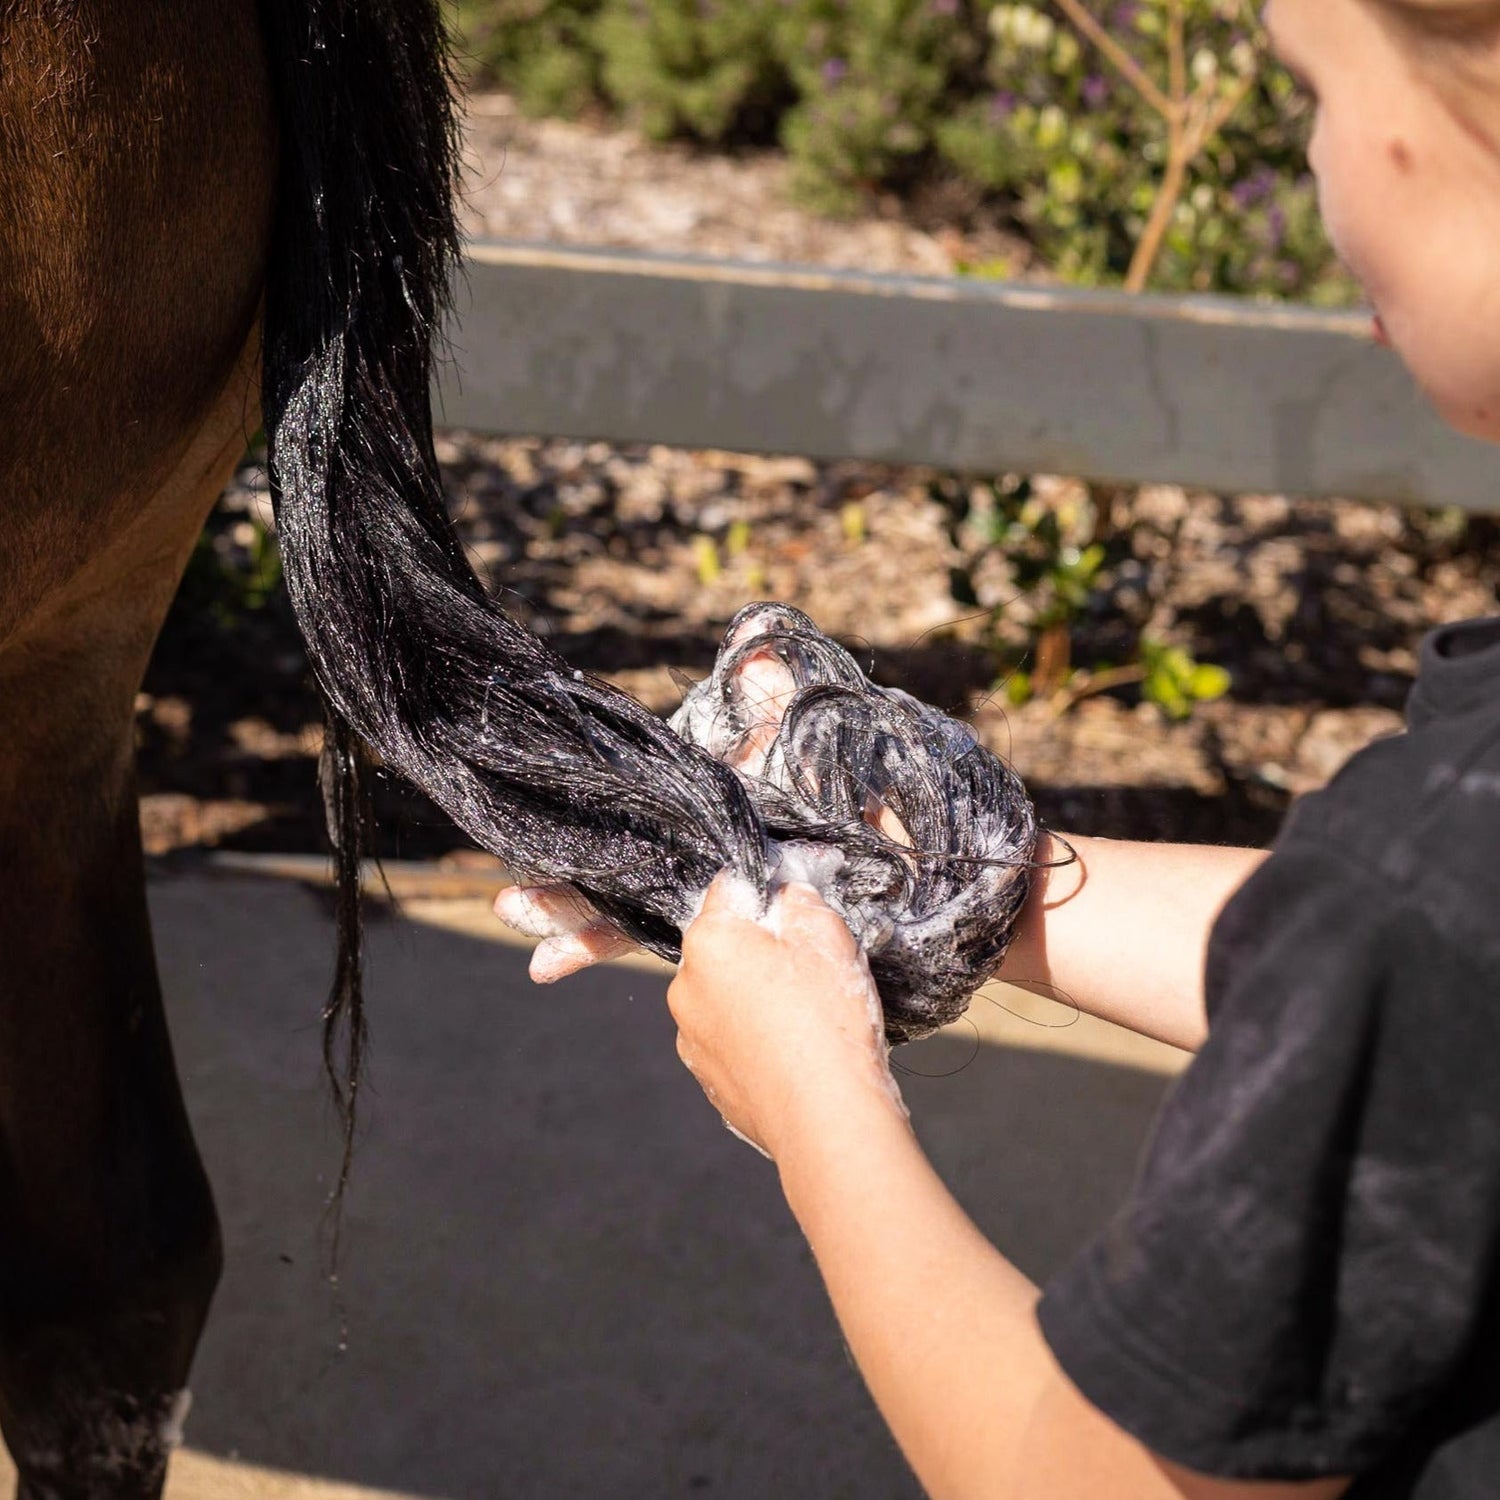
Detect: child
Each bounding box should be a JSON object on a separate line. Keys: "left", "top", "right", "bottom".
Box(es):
{"left": 500, "top": 2, "right": 1500, "bottom": 1494}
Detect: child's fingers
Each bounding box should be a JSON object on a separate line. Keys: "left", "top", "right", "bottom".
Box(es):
{"left": 693, "top": 868, "right": 767, "bottom": 925}
{"left": 493, "top": 882, "right": 599, "bottom": 939}
{"left": 493, "top": 884, "right": 636, "bottom": 982}
{"left": 724, "top": 647, "right": 798, "bottom": 775}
{"left": 693, "top": 872, "right": 857, "bottom": 953}
{"left": 771, "top": 881, "right": 863, "bottom": 959}
{"left": 530, "top": 923, "right": 637, "bottom": 983}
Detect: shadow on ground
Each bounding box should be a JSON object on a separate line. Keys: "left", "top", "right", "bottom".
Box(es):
{"left": 149, "top": 872, "right": 1178, "bottom": 1500}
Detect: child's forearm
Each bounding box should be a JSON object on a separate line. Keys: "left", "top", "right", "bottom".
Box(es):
{"left": 998, "top": 834, "right": 1267, "bottom": 1052}
{"left": 776, "top": 1090, "right": 1055, "bottom": 1500}
{"left": 775, "top": 1084, "right": 1351, "bottom": 1500}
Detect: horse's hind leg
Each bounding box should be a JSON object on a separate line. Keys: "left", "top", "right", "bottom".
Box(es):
{"left": 0, "top": 3, "right": 273, "bottom": 1494}
{"left": 0, "top": 335, "right": 266, "bottom": 1499}
{"left": 0, "top": 690, "right": 221, "bottom": 1499}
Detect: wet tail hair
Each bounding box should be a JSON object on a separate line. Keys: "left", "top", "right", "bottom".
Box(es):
{"left": 255, "top": 0, "right": 766, "bottom": 1191}
{"left": 256, "top": 0, "right": 465, "bottom": 1188}
{"left": 255, "top": 1, "right": 1037, "bottom": 1197}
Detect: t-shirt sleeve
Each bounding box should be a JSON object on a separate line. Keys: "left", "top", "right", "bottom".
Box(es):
{"left": 1036, "top": 843, "right": 1500, "bottom": 1481}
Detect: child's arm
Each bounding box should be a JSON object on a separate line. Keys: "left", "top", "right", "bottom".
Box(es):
{"left": 669, "top": 878, "right": 1349, "bottom": 1500}
{"left": 497, "top": 834, "right": 1265, "bottom": 1052}
{"left": 997, "top": 835, "right": 1266, "bottom": 1053}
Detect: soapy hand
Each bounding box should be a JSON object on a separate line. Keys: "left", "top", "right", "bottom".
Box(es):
{"left": 492, "top": 636, "right": 802, "bottom": 978}
{"left": 666, "top": 872, "right": 907, "bottom": 1161}
{"left": 491, "top": 883, "right": 637, "bottom": 983}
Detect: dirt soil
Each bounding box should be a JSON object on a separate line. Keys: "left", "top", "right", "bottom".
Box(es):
{"left": 136, "top": 93, "right": 1500, "bottom": 866}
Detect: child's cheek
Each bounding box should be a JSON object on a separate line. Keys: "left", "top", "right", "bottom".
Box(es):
{"left": 1308, "top": 131, "right": 1375, "bottom": 300}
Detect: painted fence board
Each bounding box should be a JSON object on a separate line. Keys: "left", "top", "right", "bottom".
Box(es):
{"left": 436, "top": 242, "right": 1496, "bottom": 511}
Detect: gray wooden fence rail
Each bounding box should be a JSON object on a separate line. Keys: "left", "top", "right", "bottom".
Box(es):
{"left": 435, "top": 240, "right": 1495, "bottom": 512}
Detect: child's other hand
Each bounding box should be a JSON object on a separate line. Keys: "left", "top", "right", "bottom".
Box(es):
{"left": 668, "top": 872, "right": 908, "bottom": 1161}
{"left": 492, "top": 884, "right": 636, "bottom": 983}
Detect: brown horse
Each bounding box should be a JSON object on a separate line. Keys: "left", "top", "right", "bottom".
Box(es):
{"left": 0, "top": 3, "right": 458, "bottom": 1494}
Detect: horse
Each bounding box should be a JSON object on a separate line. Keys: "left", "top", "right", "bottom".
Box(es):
{"left": 0, "top": 3, "right": 458, "bottom": 1493}
{"left": 1, "top": 8, "right": 1045, "bottom": 1493}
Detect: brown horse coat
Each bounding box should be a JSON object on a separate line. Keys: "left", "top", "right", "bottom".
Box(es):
{"left": 1, "top": 5, "right": 272, "bottom": 1495}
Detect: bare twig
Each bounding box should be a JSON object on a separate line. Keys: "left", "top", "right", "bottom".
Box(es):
{"left": 1053, "top": 0, "right": 1262, "bottom": 293}
{"left": 1124, "top": 60, "right": 1257, "bottom": 291}
{"left": 1051, "top": 663, "right": 1147, "bottom": 715}
{"left": 1051, "top": 0, "right": 1174, "bottom": 119}
{"left": 1124, "top": 134, "right": 1190, "bottom": 293}
{"left": 1195, "top": 69, "right": 1255, "bottom": 147}
{"left": 1166, "top": 0, "right": 1186, "bottom": 108}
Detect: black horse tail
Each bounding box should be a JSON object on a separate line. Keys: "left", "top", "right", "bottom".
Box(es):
{"left": 256, "top": 0, "right": 463, "bottom": 1193}
{"left": 252, "top": 0, "right": 1038, "bottom": 1210}
{"left": 255, "top": 0, "right": 765, "bottom": 1197}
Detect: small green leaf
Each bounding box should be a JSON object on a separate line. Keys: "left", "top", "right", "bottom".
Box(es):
{"left": 840, "top": 501, "right": 868, "bottom": 545}
{"left": 692, "top": 533, "right": 721, "bottom": 586}
{"left": 726, "top": 518, "right": 752, "bottom": 557}
{"left": 1146, "top": 680, "right": 1191, "bottom": 719}
{"left": 1187, "top": 663, "right": 1231, "bottom": 701}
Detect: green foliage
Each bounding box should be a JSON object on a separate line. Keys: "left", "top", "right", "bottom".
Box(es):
{"left": 452, "top": 0, "right": 604, "bottom": 118}
{"left": 593, "top": 0, "right": 790, "bottom": 142}
{"left": 935, "top": 474, "right": 1230, "bottom": 718}
{"left": 1139, "top": 637, "right": 1231, "bottom": 718}
{"left": 775, "top": 0, "right": 982, "bottom": 213}
{"left": 840, "top": 500, "right": 868, "bottom": 545}
{"left": 987, "top": 477, "right": 1108, "bottom": 631}
{"left": 453, "top": 0, "right": 1352, "bottom": 300}
{"left": 725, "top": 517, "right": 753, "bottom": 557}
{"left": 692, "top": 531, "right": 723, "bottom": 585}
{"left": 938, "top": 1, "right": 1348, "bottom": 298}
{"left": 977, "top": 475, "right": 1108, "bottom": 695}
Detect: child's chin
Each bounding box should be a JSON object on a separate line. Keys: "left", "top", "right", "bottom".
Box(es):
{"left": 1431, "top": 384, "right": 1500, "bottom": 446}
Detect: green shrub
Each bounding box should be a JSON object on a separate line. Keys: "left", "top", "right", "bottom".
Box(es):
{"left": 776, "top": 0, "right": 982, "bottom": 213}
{"left": 1139, "top": 637, "right": 1231, "bottom": 719}
{"left": 451, "top": 0, "right": 1354, "bottom": 300}
{"left": 452, "top": 0, "right": 604, "bottom": 118}
{"left": 938, "top": 2, "right": 1348, "bottom": 298}
{"left": 593, "top": 0, "right": 790, "bottom": 142}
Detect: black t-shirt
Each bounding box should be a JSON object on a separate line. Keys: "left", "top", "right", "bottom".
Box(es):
{"left": 1038, "top": 617, "right": 1500, "bottom": 1497}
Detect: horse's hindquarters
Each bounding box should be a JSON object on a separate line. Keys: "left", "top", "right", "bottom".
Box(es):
{"left": 0, "top": 0, "right": 275, "bottom": 648}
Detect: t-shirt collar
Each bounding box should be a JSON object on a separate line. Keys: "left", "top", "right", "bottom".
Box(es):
{"left": 1406, "top": 616, "right": 1500, "bottom": 729}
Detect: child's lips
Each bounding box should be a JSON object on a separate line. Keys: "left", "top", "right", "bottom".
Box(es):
{"left": 1372, "top": 311, "right": 1391, "bottom": 346}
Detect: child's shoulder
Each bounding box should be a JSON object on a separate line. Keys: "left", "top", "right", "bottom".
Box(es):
{"left": 1276, "top": 616, "right": 1500, "bottom": 964}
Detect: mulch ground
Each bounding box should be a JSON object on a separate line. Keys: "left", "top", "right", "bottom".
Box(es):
{"left": 137, "top": 435, "right": 1500, "bottom": 865}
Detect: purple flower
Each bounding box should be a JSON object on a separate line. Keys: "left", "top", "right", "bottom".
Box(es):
{"left": 821, "top": 57, "right": 848, "bottom": 86}
{"left": 1230, "top": 166, "right": 1276, "bottom": 209}
{"left": 989, "top": 89, "right": 1019, "bottom": 121}
{"left": 1267, "top": 203, "right": 1288, "bottom": 250}
{"left": 1081, "top": 74, "right": 1109, "bottom": 111}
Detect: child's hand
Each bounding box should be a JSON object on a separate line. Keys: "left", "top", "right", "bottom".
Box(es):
{"left": 667, "top": 873, "right": 908, "bottom": 1161}
{"left": 492, "top": 884, "right": 636, "bottom": 983}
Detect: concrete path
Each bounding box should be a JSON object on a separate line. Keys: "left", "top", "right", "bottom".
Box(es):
{"left": 4, "top": 869, "right": 1186, "bottom": 1500}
